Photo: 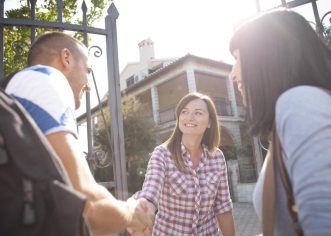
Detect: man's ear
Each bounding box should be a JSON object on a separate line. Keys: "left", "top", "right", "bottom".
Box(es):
{"left": 60, "top": 48, "right": 72, "bottom": 69}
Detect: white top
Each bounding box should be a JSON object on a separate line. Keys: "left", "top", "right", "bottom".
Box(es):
{"left": 6, "top": 65, "right": 77, "bottom": 138}
{"left": 253, "top": 85, "right": 331, "bottom": 235}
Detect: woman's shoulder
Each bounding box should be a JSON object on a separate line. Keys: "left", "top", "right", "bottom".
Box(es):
{"left": 277, "top": 86, "right": 331, "bottom": 107}
{"left": 154, "top": 144, "right": 168, "bottom": 152}
{"left": 214, "top": 147, "right": 224, "bottom": 156}
{"left": 151, "top": 144, "right": 171, "bottom": 159}
{"left": 276, "top": 85, "right": 331, "bottom": 157}
{"left": 276, "top": 86, "right": 331, "bottom": 120}
{"left": 207, "top": 147, "right": 225, "bottom": 161}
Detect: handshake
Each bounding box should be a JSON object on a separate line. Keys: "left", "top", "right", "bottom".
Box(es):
{"left": 126, "top": 197, "right": 156, "bottom": 236}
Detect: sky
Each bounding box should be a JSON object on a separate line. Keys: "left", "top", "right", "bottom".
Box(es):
{"left": 103, "top": 0, "right": 258, "bottom": 69}
{"left": 107, "top": 0, "right": 330, "bottom": 70}
{"left": 85, "top": 0, "right": 258, "bottom": 107}
{"left": 82, "top": 0, "right": 330, "bottom": 113}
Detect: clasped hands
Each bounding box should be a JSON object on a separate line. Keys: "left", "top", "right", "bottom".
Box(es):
{"left": 126, "top": 197, "right": 156, "bottom": 236}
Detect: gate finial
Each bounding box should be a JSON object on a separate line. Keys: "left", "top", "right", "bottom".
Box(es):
{"left": 81, "top": 0, "right": 87, "bottom": 13}
{"left": 107, "top": 3, "right": 119, "bottom": 19}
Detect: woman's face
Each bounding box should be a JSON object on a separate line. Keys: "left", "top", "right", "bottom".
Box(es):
{"left": 229, "top": 49, "right": 245, "bottom": 103}
{"left": 178, "top": 98, "right": 211, "bottom": 138}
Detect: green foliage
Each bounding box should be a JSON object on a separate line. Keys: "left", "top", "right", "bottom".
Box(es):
{"left": 3, "top": 0, "right": 111, "bottom": 75}
{"left": 95, "top": 96, "right": 156, "bottom": 157}
{"left": 88, "top": 0, "right": 110, "bottom": 25}
{"left": 122, "top": 96, "right": 156, "bottom": 158}
{"left": 94, "top": 111, "right": 112, "bottom": 155}
{"left": 4, "top": 26, "right": 30, "bottom": 74}
{"left": 94, "top": 96, "right": 156, "bottom": 193}
{"left": 322, "top": 23, "right": 331, "bottom": 49}
{"left": 127, "top": 157, "right": 149, "bottom": 195}
{"left": 94, "top": 164, "right": 114, "bottom": 182}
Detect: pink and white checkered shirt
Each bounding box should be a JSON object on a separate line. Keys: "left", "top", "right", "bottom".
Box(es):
{"left": 135, "top": 144, "right": 233, "bottom": 235}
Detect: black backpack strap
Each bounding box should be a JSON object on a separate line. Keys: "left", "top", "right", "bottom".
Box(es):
{"left": 273, "top": 128, "right": 303, "bottom": 236}
{"left": 263, "top": 127, "right": 304, "bottom": 236}
{"left": 262, "top": 140, "right": 276, "bottom": 236}
{"left": 0, "top": 70, "right": 21, "bottom": 89}
{"left": 0, "top": 127, "right": 8, "bottom": 165}
{"left": 0, "top": 88, "right": 90, "bottom": 236}
{"left": 0, "top": 88, "right": 69, "bottom": 181}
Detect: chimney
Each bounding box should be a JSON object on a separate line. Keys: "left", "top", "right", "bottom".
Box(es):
{"left": 138, "top": 38, "right": 155, "bottom": 65}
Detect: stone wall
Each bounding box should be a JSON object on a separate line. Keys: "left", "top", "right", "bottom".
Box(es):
{"left": 227, "top": 160, "right": 256, "bottom": 202}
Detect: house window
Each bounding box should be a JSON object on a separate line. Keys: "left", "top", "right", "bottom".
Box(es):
{"left": 126, "top": 76, "right": 135, "bottom": 87}
{"left": 214, "top": 97, "right": 232, "bottom": 116}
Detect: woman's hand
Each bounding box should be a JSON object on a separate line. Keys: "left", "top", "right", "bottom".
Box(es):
{"left": 126, "top": 197, "right": 156, "bottom": 236}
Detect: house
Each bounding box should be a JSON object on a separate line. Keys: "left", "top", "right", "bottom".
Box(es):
{"left": 77, "top": 38, "right": 264, "bottom": 202}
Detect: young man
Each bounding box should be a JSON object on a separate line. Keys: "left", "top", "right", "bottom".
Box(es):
{"left": 5, "top": 32, "right": 154, "bottom": 235}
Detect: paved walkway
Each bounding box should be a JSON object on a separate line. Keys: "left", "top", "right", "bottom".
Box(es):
{"left": 232, "top": 202, "right": 262, "bottom": 236}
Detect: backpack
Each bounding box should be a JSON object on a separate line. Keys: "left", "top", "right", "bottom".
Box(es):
{"left": 0, "top": 88, "right": 90, "bottom": 236}
{"left": 0, "top": 70, "right": 18, "bottom": 89}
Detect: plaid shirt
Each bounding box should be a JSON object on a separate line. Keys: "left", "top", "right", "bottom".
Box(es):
{"left": 135, "top": 144, "right": 233, "bottom": 235}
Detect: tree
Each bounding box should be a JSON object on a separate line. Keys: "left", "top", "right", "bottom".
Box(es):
{"left": 3, "top": 0, "right": 111, "bottom": 75}
{"left": 94, "top": 96, "right": 156, "bottom": 194}
{"left": 122, "top": 96, "right": 156, "bottom": 159}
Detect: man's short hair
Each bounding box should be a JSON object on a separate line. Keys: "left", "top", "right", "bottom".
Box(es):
{"left": 28, "top": 31, "right": 85, "bottom": 66}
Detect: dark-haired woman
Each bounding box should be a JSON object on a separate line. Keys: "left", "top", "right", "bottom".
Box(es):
{"left": 229, "top": 9, "right": 331, "bottom": 235}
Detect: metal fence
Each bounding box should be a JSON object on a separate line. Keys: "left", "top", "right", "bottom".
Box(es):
{"left": 260, "top": 0, "right": 331, "bottom": 49}
{"left": 0, "top": 0, "right": 128, "bottom": 200}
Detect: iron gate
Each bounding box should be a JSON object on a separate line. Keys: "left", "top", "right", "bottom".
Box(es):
{"left": 0, "top": 0, "right": 128, "bottom": 200}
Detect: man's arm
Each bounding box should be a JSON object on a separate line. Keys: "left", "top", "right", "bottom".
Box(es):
{"left": 47, "top": 131, "right": 154, "bottom": 235}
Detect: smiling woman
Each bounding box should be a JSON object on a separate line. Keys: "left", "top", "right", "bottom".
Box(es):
{"left": 130, "top": 92, "right": 236, "bottom": 236}
{"left": 178, "top": 98, "right": 211, "bottom": 139}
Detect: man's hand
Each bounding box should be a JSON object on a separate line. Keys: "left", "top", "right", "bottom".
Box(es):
{"left": 126, "top": 197, "right": 155, "bottom": 236}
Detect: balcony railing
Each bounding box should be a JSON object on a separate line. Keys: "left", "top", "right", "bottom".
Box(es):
{"left": 213, "top": 97, "right": 233, "bottom": 116}
{"left": 159, "top": 105, "right": 176, "bottom": 124}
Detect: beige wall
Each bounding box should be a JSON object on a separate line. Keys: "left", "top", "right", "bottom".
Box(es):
{"left": 136, "top": 91, "right": 153, "bottom": 116}
{"left": 195, "top": 72, "right": 228, "bottom": 99}
{"left": 157, "top": 73, "right": 188, "bottom": 110}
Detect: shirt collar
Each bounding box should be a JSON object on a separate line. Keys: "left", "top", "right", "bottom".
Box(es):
{"left": 180, "top": 143, "right": 215, "bottom": 160}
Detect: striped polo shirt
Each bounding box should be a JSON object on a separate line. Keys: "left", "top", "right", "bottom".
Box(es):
{"left": 5, "top": 65, "right": 77, "bottom": 138}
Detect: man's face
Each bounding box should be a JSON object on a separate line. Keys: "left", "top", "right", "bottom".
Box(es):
{"left": 67, "top": 44, "right": 92, "bottom": 109}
